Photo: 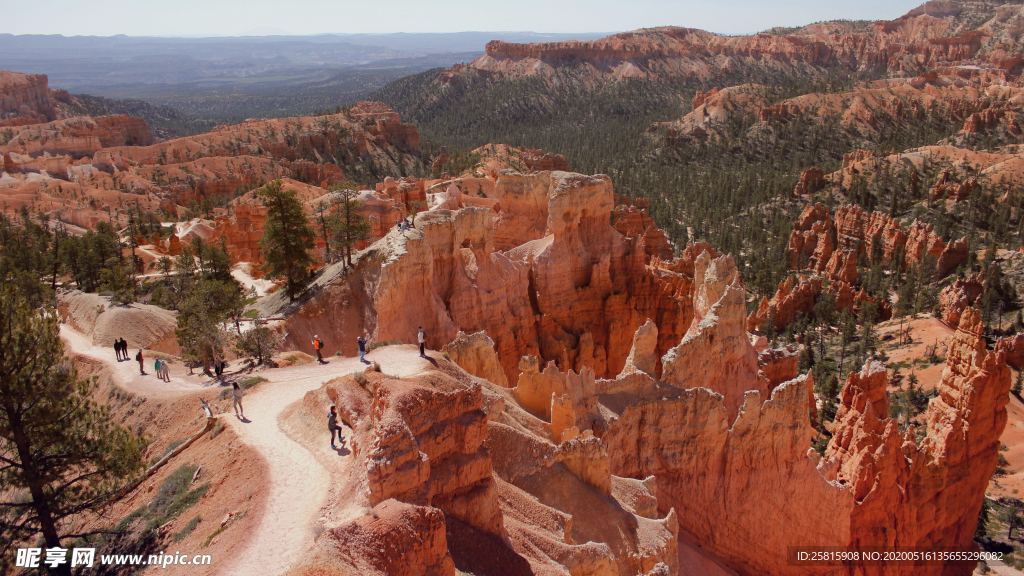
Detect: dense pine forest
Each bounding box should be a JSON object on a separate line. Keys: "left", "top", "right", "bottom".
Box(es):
{"left": 374, "top": 64, "right": 1024, "bottom": 300}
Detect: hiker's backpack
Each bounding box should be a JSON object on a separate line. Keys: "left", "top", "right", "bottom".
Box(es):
{"left": 135, "top": 351, "right": 142, "bottom": 361}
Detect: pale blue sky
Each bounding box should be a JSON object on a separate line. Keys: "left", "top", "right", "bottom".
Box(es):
{"left": 2, "top": 0, "right": 928, "bottom": 37}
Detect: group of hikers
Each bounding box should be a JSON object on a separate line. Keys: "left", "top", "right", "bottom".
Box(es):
{"left": 114, "top": 327, "right": 434, "bottom": 452}
{"left": 113, "top": 337, "right": 130, "bottom": 361}
{"left": 319, "top": 326, "right": 429, "bottom": 451}
{"left": 319, "top": 327, "right": 428, "bottom": 366}
{"left": 115, "top": 339, "right": 152, "bottom": 378}
{"left": 116, "top": 342, "right": 230, "bottom": 384}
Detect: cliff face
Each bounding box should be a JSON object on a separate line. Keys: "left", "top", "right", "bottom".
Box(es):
{"left": 269, "top": 170, "right": 699, "bottom": 383}
{"left": 0, "top": 71, "right": 55, "bottom": 125}
{"left": 465, "top": 3, "right": 1020, "bottom": 83}
{"left": 0, "top": 114, "right": 154, "bottom": 157}
{"left": 821, "top": 308, "right": 1011, "bottom": 571}
{"left": 257, "top": 154, "right": 1011, "bottom": 575}
{"left": 602, "top": 263, "right": 1010, "bottom": 575}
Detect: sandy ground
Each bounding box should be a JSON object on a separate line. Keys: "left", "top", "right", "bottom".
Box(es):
{"left": 990, "top": 383, "right": 1024, "bottom": 501}
{"left": 221, "top": 346, "right": 434, "bottom": 576}
{"left": 61, "top": 323, "right": 436, "bottom": 576}
{"left": 60, "top": 324, "right": 203, "bottom": 396}
{"left": 876, "top": 315, "right": 954, "bottom": 392}
{"left": 231, "top": 262, "right": 278, "bottom": 298}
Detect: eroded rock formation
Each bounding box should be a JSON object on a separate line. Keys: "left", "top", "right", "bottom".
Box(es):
{"left": 268, "top": 170, "right": 699, "bottom": 384}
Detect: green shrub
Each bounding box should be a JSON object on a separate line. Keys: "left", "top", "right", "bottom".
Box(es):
{"left": 241, "top": 376, "right": 267, "bottom": 389}
{"left": 367, "top": 340, "right": 402, "bottom": 352}
{"left": 172, "top": 516, "right": 202, "bottom": 542}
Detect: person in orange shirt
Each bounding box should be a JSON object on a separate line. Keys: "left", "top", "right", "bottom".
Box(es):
{"left": 313, "top": 335, "right": 325, "bottom": 364}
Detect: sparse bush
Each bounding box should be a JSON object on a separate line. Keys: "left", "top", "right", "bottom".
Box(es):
{"left": 367, "top": 340, "right": 401, "bottom": 352}
{"left": 234, "top": 326, "right": 279, "bottom": 365}
{"left": 173, "top": 515, "right": 201, "bottom": 542}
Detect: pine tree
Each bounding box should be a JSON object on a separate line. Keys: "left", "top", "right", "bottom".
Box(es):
{"left": 0, "top": 286, "right": 145, "bottom": 573}
{"left": 329, "top": 186, "right": 372, "bottom": 268}
{"left": 258, "top": 180, "right": 316, "bottom": 300}
{"left": 175, "top": 279, "right": 241, "bottom": 375}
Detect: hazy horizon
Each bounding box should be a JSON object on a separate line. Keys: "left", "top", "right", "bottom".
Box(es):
{"left": 3, "top": 0, "right": 929, "bottom": 38}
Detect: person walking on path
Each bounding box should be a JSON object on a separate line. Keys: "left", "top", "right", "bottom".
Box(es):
{"left": 214, "top": 358, "right": 225, "bottom": 380}
{"left": 136, "top": 349, "right": 145, "bottom": 375}
{"left": 232, "top": 382, "right": 245, "bottom": 420}
{"left": 160, "top": 359, "right": 170, "bottom": 382}
{"left": 120, "top": 339, "right": 128, "bottom": 361}
{"left": 154, "top": 358, "right": 162, "bottom": 381}
{"left": 328, "top": 406, "right": 345, "bottom": 449}
{"left": 357, "top": 336, "right": 367, "bottom": 363}
{"left": 417, "top": 326, "right": 427, "bottom": 358}
{"left": 114, "top": 340, "right": 122, "bottom": 361}
{"left": 313, "top": 335, "right": 326, "bottom": 364}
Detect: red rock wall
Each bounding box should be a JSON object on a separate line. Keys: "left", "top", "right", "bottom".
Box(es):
{"left": 366, "top": 380, "right": 504, "bottom": 537}
{"left": 0, "top": 71, "right": 55, "bottom": 123}
{"left": 602, "top": 305, "right": 1009, "bottom": 575}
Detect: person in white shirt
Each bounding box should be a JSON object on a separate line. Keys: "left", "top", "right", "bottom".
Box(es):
{"left": 417, "top": 327, "right": 426, "bottom": 357}
{"left": 232, "top": 382, "right": 245, "bottom": 420}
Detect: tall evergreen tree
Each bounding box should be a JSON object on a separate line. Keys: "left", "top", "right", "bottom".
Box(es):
{"left": 0, "top": 286, "right": 145, "bottom": 574}
{"left": 258, "top": 180, "right": 316, "bottom": 300}
{"left": 329, "top": 186, "right": 372, "bottom": 268}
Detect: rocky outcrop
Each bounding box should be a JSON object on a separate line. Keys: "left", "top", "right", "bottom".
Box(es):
{"left": 938, "top": 273, "right": 985, "bottom": 326}
{"left": 793, "top": 167, "right": 825, "bottom": 196}
{"left": 270, "top": 170, "right": 699, "bottom": 384}
{"left": 441, "top": 330, "right": 509, "bottom": 387}
{"left": 311, "top": 499, "right": 455, "bottom": 576}
{"left": 365, "top": 379, "right": 504, "bottom": 537}
{"left": 519, "top": 148, "right": 569, "bottom": 172}
{"left": 514, "top": 356, "right": 603, "bottom": 442}
{"left": 466, "top": 3, "right": 1012, "bottom": 86}
{"left": 349, "top": 101, "right": 421, "bottom": 154}
{"left": 213, "top": 205, "right": 268, "bottom": 265}
{"left": 612, "top": 198, "right": 674, "bottom": 261}
{"left": 617, "top": 318, "right": 658, "bottom": 378}
{"left": 757, "top": 203, "right": 967, "bottom": 333}
{"left": 599, "top": 303, "right": 1010, "bottom": 575}
{"left": 0, "top": 71, "right": 55, "bottom": 124}
{"left": 820, "top": 308, "right": 1011, "bottom": 573}
{"left": 661, "top": 251, "right": 769, "bottom": 421}
{"left": 1, "top": 114, "right": 153, "bottom": 156}
{"left": 996, "top": 334, "right": 1024, "bottom": 370}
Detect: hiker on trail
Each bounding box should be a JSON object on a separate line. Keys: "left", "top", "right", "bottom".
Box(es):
{"left": 114, "top": 340, "right": 122, "bottom": 361}
{"left": 328, "top": 406, "right": 345, "bottom": 449}
{"left": 313, "top": 335, "right": 326, "bottom": 364}
{"left": 121, "top": 339, "right": 129, "bottom": 361}
{"left": 232, "top": 382, "right": 245, "bottom": 420}
{"left": 136, "top": 349, "right": 145, "bottom": 375}
{"left": 154, "top": 358, "right": 162, "bottom": 381}
{"left": 357, "top": 335, "right": 366, "bottom": 363}
{"left": 214, "top": 358, "right": 225, "bottom": 380}
{"left": 417, "top": 327, "right": 427, "bottom": 358}
{"left": 400, "top": 218, "right": 407, "bottom": 235}
{"left": 160, "top": 359, "right": 170, "bottom": 382}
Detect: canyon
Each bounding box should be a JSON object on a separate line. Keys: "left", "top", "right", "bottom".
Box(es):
{"left": 5, "top": 0, "right": 1024, "bottom": 574}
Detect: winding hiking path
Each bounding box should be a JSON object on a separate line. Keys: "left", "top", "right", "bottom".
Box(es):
{"left": 222, "top": 346, "right": 433, "bottom": 575}
{"left": 60, "top": 324, "right": 433, "bottom": 576}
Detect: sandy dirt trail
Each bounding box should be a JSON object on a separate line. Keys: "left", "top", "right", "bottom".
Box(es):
{"left": 60, "top": 324, "right": 206, "bottom": 396}
{"left": 213, "top": 346, "right": 434, "bottom": 576}
{"left": 62, "top": 321, "right": 433, "bottom": 576}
